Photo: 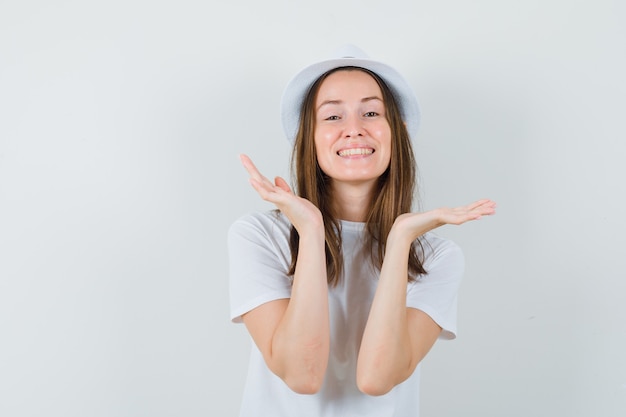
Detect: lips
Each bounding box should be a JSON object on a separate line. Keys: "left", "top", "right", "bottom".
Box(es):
{"left": 337, "top": 148, "right": 374, "bottom": 157}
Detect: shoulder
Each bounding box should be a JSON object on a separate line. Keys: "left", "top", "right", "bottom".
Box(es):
{"left": 407, "top": 233, "right": 465, "bottom": 339}
{"left": 228, "top": 211, "right": 294, "bottom": 323}
{"left": 419, "top": 232, "right": 465, "bottom": 271}
{"left": 228, "top": 210, "right": 292, "bottom": 252}
{"left": 228, "top": 210, "right": 291, "bottom": 237}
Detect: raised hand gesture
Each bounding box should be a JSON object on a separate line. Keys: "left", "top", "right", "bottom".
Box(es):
{"left": 390, "top": 199, "right": 497, "bottom": 244}
{"left": 239, "top": 154, "right": 324, "bottom": 234}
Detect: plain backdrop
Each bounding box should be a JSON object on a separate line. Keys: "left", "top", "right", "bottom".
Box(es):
{"left": 1, "top": 1, "right": 625, "bottom": 416}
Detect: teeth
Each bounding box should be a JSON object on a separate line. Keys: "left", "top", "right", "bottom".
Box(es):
{"left": 338, "top": 148, "right": 374, "bottom": 157}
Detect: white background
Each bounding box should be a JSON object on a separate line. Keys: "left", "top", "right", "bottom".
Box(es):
{"left": 1, "top": 1, "right": 625, "bottom": 416}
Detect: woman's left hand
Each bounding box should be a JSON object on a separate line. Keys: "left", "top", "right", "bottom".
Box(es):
{"left": 390, "top": 199, "right": 496, "bottom": 244}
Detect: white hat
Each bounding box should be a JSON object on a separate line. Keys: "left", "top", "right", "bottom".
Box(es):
{"left": 280, "top": 44, "right": 420, "bottom": 144}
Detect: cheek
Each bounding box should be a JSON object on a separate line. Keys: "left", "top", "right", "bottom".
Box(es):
{"left": 313, "top": 133, "right": 327, "bottom": 163}
{"left": 377, "top": 127, "right": 392, "bottom": 166}
{"left": 374, "top": 125, "right": 392, "bottom": 149}
{"left": 376, "top": 123, "right": 392, "bottom": 140}
{"left": 313, "top": 129, "right": 336, "bottom": 158}
{"left": 314, "top": 126, "right": 333, "bottom": 144}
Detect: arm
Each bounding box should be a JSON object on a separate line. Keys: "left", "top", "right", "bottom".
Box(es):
{"left": 239, "top": 154, "right": 330, "bottom": 394}
{"left": 356, "top": 200, "right": 496, "bottom": 396}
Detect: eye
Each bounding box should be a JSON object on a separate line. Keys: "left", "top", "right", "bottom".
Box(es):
{"left": 364, "top": 111, "right": 379, "bottom": 117}
{"left": 325, "top": 115, "right": 340, "bottom": 121}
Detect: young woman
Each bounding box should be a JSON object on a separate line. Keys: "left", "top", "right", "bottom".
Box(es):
{"left": 228, "top": 44, "right": 496, "bottom": 416}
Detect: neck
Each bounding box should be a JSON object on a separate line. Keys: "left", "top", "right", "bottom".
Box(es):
{"left": 330, "top": 180, "right": 376, "bottom": 222}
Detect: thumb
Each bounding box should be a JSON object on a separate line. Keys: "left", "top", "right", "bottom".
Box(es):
{"left": 274, "top": 176, "right": 292, "bottom": 193}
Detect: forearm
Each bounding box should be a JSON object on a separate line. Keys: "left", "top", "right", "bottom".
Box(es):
{"left": 357, "top": 214, "right": 442, "bottom": 395}
{"left": 271, "top": 228, "right": 330, "bottom": 393}
{"left": 356, "top": 235, "right": 413, "bottom": 395}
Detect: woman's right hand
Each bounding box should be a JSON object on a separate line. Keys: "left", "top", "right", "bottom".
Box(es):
{"left": 238, "top": 154, "right": 330, "bottom": 394}
{"left": 239, "top": 154, "right": 324, "bottom": 233}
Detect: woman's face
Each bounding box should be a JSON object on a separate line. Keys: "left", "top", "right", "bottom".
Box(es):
{"left": 314, "top": 69, "right": 392, "bottom": 188}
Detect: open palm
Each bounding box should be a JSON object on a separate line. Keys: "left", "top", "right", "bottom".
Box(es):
{"left": 392, "top": 199, "right": 497, "bottom": 242}
{"left": 240, "top": 154, "right": 323, "bottom": 233}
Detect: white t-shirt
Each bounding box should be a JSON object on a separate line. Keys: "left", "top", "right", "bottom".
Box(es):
{"left": 228, "top": 210, "right": 464, "bottom": 417}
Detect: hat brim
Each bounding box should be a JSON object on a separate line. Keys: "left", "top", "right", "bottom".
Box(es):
{"left": 280, "top": 56, "right": 420, "bottom": 144}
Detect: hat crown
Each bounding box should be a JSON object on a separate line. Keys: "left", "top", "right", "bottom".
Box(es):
{"left": 330, "top": 44, "right": 369, "bottom": 60}
{"left": 280, "top": 44, "right": 420, "bottom": 144}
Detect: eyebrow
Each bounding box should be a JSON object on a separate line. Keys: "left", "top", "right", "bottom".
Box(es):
{"left": 316, "top": 96, "right": 383, "bottom": 111}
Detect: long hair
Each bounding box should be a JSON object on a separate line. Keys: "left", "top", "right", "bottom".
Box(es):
{"left": 287, "top": 67, "right": 426, "bottom": 286}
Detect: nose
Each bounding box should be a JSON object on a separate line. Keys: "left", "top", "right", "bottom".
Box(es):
{"left": 345, "top": 130, "right": 362, "bottom": 139}
{"left": 344, "top": 115, "right": 363, "bottom": 139}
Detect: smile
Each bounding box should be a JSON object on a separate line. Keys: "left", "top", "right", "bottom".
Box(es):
{"left": 337, "top": 148, "right": 374, "bottom": 157}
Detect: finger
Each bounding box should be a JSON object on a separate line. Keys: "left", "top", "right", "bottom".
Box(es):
{"left": 248, "top": 177, "right": 268, "bottom": 196}
{"left": 274, "top": 176, "right": 292, "bottom": 194}
{"left": 249, "top": 177, "right": 285, "bottom": 203}
{"left": 466, "top": 199, "right": 492, "bottom": 211}
{"left": 469, "top": 201, "right": 497, "bottom": 217}
{"left": 239, "top": 154, "right": 261, "bottom": 178}
{"left": 475, "top": 199, "right": 497, "bottom": 214}
{"left": 240, "top": 154, "right": 273, "bottom": 186}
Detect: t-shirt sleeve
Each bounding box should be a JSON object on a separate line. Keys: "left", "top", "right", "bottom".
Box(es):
{"left": 227, "top": 212, "right": 293, "bottom": 323}
{"left": 406, "top": 235, "right": 465, "bottom": 340}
